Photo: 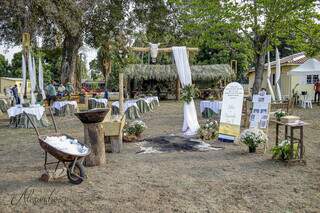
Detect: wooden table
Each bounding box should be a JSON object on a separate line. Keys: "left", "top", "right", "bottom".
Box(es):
{"left": 272, "top": 120, "right": 308, "bottom": 163}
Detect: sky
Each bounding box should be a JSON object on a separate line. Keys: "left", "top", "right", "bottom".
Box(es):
{"left": 0, "top": 44, "right": 98, "bottom": 71}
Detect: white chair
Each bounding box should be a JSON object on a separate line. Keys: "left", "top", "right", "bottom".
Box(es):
{"left": 300, "top": 95, "right": 312, "bottom": 109}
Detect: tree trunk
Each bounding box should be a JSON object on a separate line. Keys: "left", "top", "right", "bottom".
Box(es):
{"left": 252, "top": 34, "right": 268, "bottom": 95}
{"left": 252, "top": 52, "right": 266, "bottom": 95}
{"left": 61, "top": 34, "right": 82, "bottom": 85}
{"left": 83, "top": 123, "right": 106, "bottom": 166}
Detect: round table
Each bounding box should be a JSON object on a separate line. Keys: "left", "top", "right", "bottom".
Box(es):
{"left": 200, "top": 100, "right": 222, "bottom": 119}
{"left": 52, "top": 101, "right": 78, "bottom": 116}
{"left": 0, "top": 99, "right": 9, "bottom": 113}
{"left": 88, "top": 98, "right": 108, "bottom": 110}
{"left": 7, "top": 105, "right": 50, "bottom": 128}
{"left": 112, "top": 101, "right": 140, "bottom": 120}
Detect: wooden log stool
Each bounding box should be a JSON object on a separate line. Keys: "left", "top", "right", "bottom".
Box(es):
{"left": 83, "top": 122, "right": 106, "bottom": 166}
{"left": 273, "top": 120, "right": 308, "bottom": 164}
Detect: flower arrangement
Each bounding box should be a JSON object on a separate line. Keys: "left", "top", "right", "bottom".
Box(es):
{"left": 274, "top": 110, "right": 286, "bottom": 121}
{"left": 271, "top": 140, "right": 299, "bottom": 160}
{"left": 181, "top": 84, "right": 199, "bottom": 103}
{"left": 198, "top": 119, "right": 218, "bottom": 140}
{"left": 123, "top": 120, "right": 147, "bottom": 142}
{"left": 239, "top": 128, "right": 268, "bottom": 153}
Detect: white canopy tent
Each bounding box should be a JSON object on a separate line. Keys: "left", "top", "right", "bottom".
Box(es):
{"left": 288, "top": 58, "right": 320, "bottom": 76}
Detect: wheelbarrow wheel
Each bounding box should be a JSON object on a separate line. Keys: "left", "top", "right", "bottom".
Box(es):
{"left": 67, "top": 162, "right": 85, "bottom": 184}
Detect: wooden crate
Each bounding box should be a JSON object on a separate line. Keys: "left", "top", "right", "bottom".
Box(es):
{"left": 102, "top": 115, "right": 126, "bottom": 136}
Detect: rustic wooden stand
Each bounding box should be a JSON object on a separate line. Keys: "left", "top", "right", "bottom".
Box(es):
{"left": 272, "top": 120, "right": 308, "bottom": 163}
{"left": 102, "top": 112, "right": 126, "bottom": 153}
{"left": 83, "top": 122, "right": 106, "bottom": 166}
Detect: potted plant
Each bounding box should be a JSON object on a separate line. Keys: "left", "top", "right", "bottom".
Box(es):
{"left": 274, "top": 110, "right": 286, "bottom": 121}
{"left": 271, "top": 140, "right": 299, "bottom": 161}
{"left": 123, "top": 120, "right": 147, "bottom": 142}
{"left": 198, "top": 119, "right": 218, "bottom": 140}
{"left": 239, "top": 128, "right": 268, "bottom": 153}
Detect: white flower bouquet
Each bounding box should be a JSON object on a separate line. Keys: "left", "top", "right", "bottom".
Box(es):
{"left": 239, "top": 128, "right": 268, "bottom": 152}
{"left": 198, "top": 119, "right": 219, "bottom": 140}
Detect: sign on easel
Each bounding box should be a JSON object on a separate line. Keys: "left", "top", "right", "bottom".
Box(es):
{"left": 249, "top": 94, "right": 271, "bottom": 129}
{"left": 218, "top": 82, "right": 244, "bottom": 142}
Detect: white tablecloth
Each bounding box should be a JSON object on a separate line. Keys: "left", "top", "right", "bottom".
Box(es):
{"left": 145, "top": 96, "right": 160, "bottom": 106}
{"left": 89, "top": 98, "right": 108, "bottom": 105}
{"left": 7, "top": 105, "right": 45, "bottom": 120}
{"left": 200, "top": 101, "right": 222, "bottom": 114}
{"left": 112, "top": 101, "right": 139, "bottom": 112}
{"left": 52, "top": 101, "right": 78, "bottom": 110}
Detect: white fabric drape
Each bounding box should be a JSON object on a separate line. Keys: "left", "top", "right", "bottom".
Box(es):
{"left": 28, "top": 51, "right": 37, "bottom": 105}
{"left": 275, "top": 48, "right": 282, "bottom": 101}
{"left": 172, "top": 46, "right": 200, "bottom": 136}
{"left": 266, "top": 52, "right": 275, "bottom": 101}
{"left": 20, "top": 54, "right": 27, "bottom": 103}
{"left": 38, "top": 58, "right": 46, "bottom": 100}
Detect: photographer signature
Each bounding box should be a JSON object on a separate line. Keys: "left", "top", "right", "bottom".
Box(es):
{"left": 11, "top": 186, "right": 66, "bottom": 206}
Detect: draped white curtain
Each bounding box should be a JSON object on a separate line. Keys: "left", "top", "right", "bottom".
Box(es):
{"left": 172, "top": 46, "right": 200, "bottom": 136}
{"left": 28, "top": 51, "right": 37, "bottom": 105}
{"left": 20, "top": 54, "right": 27, "bottom": 104}
{"left": 266, "top": 51, "right": 276, "bottom": 101}
{"left": 38, "top": 58, "right": 46, "bottom": 100}
{"left": 275, "top": 48, "right": 282, "bottom": 101}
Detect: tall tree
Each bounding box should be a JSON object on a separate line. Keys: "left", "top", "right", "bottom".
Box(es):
{"left": 172, "top": 0, "right": 319, "bottom": 94}
{"left": 36, "top": 0, "right": 95, "bottom": 85}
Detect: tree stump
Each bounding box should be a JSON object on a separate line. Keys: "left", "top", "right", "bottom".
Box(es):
{"left": 110, "top": 133, "right": 123, "bottom": 153}
{"left": 83, "top": 123, "right": 106, "bottom": 166}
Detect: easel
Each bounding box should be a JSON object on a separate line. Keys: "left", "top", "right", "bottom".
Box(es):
{"left": 249, "top": 94, "right": 272, "bottom": 152}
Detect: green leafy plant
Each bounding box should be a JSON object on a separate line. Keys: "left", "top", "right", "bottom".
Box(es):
{"left": 181, "top": 84, "right": 200, "bottom": 103}
{"left": 124, "top": 120, "right": 147, "bottom": 136}
{"left": 275, "top": 110, "right": 286, "bottom": 121}
{"left": 239, "top": 128, "right": 268, "bottom": 152}
{"left": 198, "top": 119, "right": 218, "bottom": 140}
{"left": 271, "top": 140, "right": 299, "bottom": 160}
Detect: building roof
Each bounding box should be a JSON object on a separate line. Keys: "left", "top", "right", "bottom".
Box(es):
{"left": 289, "top": 58, "right": 320, "bottom": 76}
{"left": 249, "top": 52, "right": 311, "bottom": 73}
{"left": 124, "top": 64, "right": 235, "bottom": 81}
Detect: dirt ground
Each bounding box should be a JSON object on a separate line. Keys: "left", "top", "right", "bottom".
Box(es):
{"left": 0, "top": 101, "right": 320, "bottom": 213}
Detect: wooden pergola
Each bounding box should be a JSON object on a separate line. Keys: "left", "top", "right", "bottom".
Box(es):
{"left": 128, "top": 46, "right": 199, "bottom": 100}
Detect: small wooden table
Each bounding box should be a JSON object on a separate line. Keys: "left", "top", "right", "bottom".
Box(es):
{"left": 272, "top": 120, "right": 308, "bottom": 163}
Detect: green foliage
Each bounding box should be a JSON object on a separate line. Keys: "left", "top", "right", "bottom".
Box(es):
{"left": 181, "top": 85, "right": 200, "bottom": 103}
{"left": 89, "top": 59, "right": 102, "bottom": 81}
{"left": 274, "top": 111, "right": 286, "bottom": 121}
{"left": 124, "top": 120, "right": 147, "bottom": 136}
{"left": 272, "top": 140, "right": 299, "bottom": 160}
{"left": 0, "top": 54, "right": 10, "bottom": 77}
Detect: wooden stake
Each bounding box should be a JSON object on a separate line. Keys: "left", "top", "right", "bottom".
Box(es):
{"left": 176, "top": 79, "right": 180, "bottom": 101}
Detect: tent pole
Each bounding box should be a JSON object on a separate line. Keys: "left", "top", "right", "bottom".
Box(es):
{"left": 119, "top": 72, "right": 124, "bottom": 116}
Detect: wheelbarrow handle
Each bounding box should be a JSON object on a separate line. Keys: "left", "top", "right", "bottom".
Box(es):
{"left": 23, "top": 112, "right": 40, "bottom": 137}
{"left": 48, "top": 108, "right": 58, "bottom": 133}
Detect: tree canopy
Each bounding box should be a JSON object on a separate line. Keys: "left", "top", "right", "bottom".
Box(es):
{"left": 0, "top": 0, "right": 320, "bottom": 93}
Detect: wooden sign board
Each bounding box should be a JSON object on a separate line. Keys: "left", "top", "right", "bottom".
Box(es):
{"left": 218, "top": 82, "right": 244, "bottom": 142}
